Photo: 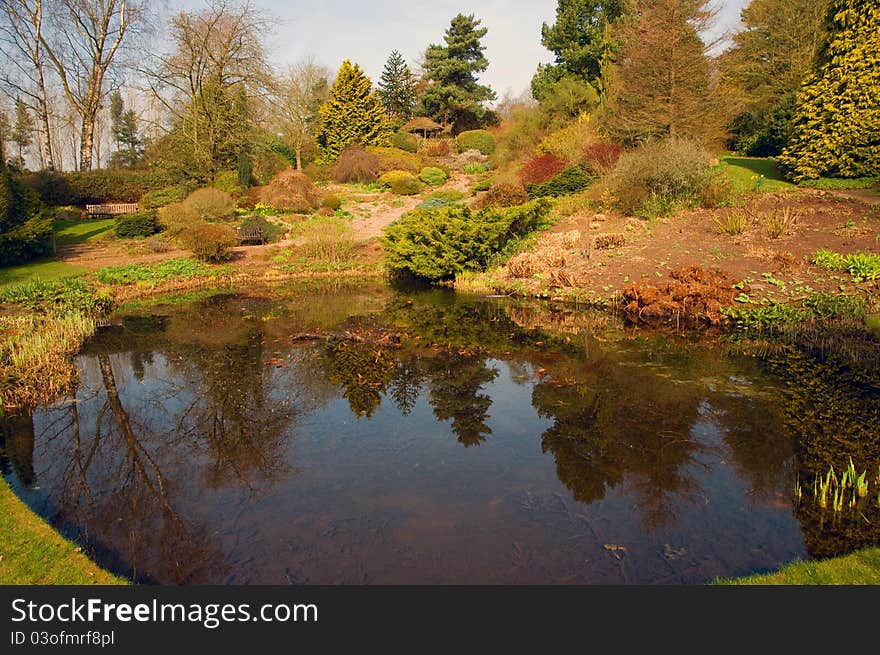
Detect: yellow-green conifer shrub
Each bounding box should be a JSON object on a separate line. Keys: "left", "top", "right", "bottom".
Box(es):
{"left": 779, "top": 1, "right": 880, "bottom": 181}
{"left": 316, "top": 60, "right": 393, "bottom": 163}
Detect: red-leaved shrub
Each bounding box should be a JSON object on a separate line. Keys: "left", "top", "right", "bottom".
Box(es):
{"left": 582, "top": 142, "right": 623, "bottom": 175}
{"left": 519, "top": 153, "right": 568, "bottom": 186}
{"left": 260, "top": 169, "right": 322, "bottom": 213}
{"left": 331, "top": 146, "right": 381, "bottom": 184}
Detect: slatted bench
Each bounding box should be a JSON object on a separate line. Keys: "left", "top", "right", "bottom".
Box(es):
{"left": 236, "top": 225, "right": 265, "bottom": 245}
{"left": 85, "top": 203, "right": 140, "bottom": 218}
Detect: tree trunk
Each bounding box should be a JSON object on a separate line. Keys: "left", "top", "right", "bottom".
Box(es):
{"left": 36, "top": 69, "right": 54, "bottom": 171}
{"left": 295, "top": 144, "right": 302, "bottom": 170}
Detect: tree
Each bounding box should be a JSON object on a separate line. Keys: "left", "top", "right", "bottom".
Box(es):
{"left": 41, "top": 0, "right": 144, "bottom": 171}
{"left": 315, "top": 60, "right": 392, "bottom": 163}
{"left": 148, "top": 1, "right": 271, "bottom": 180}
{"left": 720, "top": 0, "right": 828, "bottom": 156}
{"left": 779, "top": 1, "right": 880, "bottom": 181}
{"left": 607, "top": 0, "right": 718, "bottom": 143}
{"left": 532, "top": 0, "right": 625, "bottom": 101}
{"left": 377, "top": 50, "right": 417, "bottom": 121}
{"left": 273, "top": 59, "right": 331, "bottom": 170}
{"left": 10, "top": 96, "right": 34, "bottom": 167}
{"left": 109, "top": 90, "right": 143, "bottom": 169}
{"left": 0, "top": 0, "right": 56, "bottom": 170}
{"left": 0, "top": 110, "right": 9, "bottom": 163}
{"left": 418, "top": 14, "right": 496, "bottom": 133}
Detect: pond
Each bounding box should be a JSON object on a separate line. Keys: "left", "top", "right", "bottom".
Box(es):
{"left": 2, "top": 283, "right": 879, "bottom": 584}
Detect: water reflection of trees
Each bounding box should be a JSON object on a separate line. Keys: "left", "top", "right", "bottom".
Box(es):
{"left": 761, "top": 349, "right": 880, "bottom": 559}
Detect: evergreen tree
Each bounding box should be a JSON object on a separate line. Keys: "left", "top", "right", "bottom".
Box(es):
{"left": 11, "top": 98, "right": 34, "bottom": 168}
{"left": 418, "top": 14, "right": 496, "bottom": 132}
{"left": 378, "top": 50, "right": 417, "bottom": 121}
{"left": 779, "top": 1, "right": 880, "bottom": 181}
{"left": 532, "top": 0, "right": 625, "bottom": 101}
{"left": 109, "top": 90, "right": 144, "bottom": 169}
{"left": 315, "top": 60, "right": 393, "bottom": 163}
{"left": 607, "top": 0, "right": 717, "bottom": 142}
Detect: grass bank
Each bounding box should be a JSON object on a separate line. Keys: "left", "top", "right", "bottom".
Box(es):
{"left": 718, "top": 548, "right": 880, "bottom": 585}
{"left": 0, "top": 476, "right": 126, "bottom": 585}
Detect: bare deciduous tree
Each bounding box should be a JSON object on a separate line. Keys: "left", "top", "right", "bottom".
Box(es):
{"left": 272, "top": 59, "right": 330, "bottom": 170}
{"left": 41, "top": 0, "right": 145, "bottom": 171}
{"left": 0, "top": 0, "right": 56, "bottom": 170}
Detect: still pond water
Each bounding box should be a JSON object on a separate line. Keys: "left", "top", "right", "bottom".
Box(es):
{"left": 3, "top": 283, "right": 879, "bottom": 583}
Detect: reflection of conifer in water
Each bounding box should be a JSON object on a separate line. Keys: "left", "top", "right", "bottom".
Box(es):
{"left": 322, "top": 340, "right": 396, "bottom": 419}
{"left": 426, "top": 348, "right": 498, "bottom": 447}
{"left": 388, "top": 355, "right": 425, "bottom": 416}
{"left": 534, "top": 382, "right": 621, "bottom": 504}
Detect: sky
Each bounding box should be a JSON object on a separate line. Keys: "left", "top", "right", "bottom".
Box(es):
{"left": 170, "top": 0, "right": 751, "bottom": 100}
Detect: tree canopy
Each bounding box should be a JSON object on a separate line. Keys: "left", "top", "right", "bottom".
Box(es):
{"left": 378, "top": 50, "right": 417, "bottom": 121}
{"left": 315, "top": 60, "right": 392, "bottom": 163}
{"left": 418, "top": 14, "right": 496, "bottom": 133}
{"left": 779, "top": 0, "right": 880, "bottom": 180}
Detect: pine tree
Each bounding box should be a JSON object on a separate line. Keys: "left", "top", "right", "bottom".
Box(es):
{"left": 418, "top": 14, "right": 496, "bottom": 132}
{"left": 109, "top": 90, "right": 144, "bottom": 169}
{"left": 378, "top": 50, "right": 417, "bottom": 121}
{"left": 532, "top": 0, "right": 625, "bottom": 101}
{"left": 109, "top": 91, "right": 144, "bottom": 169}
{"left": 0, "top": 110, "right": 9, "bottom": 165}
{"left": 607, "top": 0, "right": 717, "bottom": 142}
{"left": 779, "top": 1, "right": 880, "bottom": 181}
{"left": 315, "top": 60, "right": 393, "bottom": 163}
{"left": 11, "top": 98, "right": 34, "bottom": 168}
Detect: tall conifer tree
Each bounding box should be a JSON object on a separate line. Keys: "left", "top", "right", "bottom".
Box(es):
{"left": 779, "top": 0, "right": 880, "bottom": 180}
{"left": 378, "top": 50, "right": 417, "bottom": 121}
{"left": 316, "top": 60, "right": 392, "bottom": 163}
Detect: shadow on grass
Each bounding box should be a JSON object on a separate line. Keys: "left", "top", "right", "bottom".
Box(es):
{"left": 53, "top": 219, "right": 115, "bottom": 246}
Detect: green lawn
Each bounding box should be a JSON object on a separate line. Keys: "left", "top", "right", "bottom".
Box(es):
{"left": 0, "top": 258, "right": 89, "bottom": 288}
{"left": 719, "top": 156, "right": 795, "bottom": 194}
{"left": 0, "top": 477, "right": 126, "bottom": 585}
{"left": 0, "top": 220, "right": 112, "bottom": 289}
{"left": 717, "top": 548, "right": 880, "bottom": 585}
{"left": 53, "top": 218, "right": 115, "bottom": 246}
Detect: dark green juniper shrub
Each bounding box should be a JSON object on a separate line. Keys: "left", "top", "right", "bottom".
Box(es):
{"left": 382, "top": 198, "right": 552, "bottom": 280}
{"left": 526, "top": 165, "right": 594, "bottom": 198}
{"left": 114, "top": 211, "right": 158, "bottom": 239}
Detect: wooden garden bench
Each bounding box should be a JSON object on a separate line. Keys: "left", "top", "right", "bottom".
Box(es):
{"left": 85, "top": 202, "right": 140, "bottom": 218}
{"left": 236, "top": 225, "right": 265, "bottom": 245}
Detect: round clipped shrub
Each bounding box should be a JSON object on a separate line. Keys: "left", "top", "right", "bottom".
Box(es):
{"left": 331, "top": 146, "right": 380, "bottom": 184}
{"left": 392, "top": 132, "right": 420, "bottom": 153}
{"left": 260, "top": 169, "right": 322, "bottom": 213}
{"left": 419, "top": 166, "right": 448, "bottom": 186}
{"left": 377, "top": 170, "right": 422, "bottom": 195}
{"left": 179, "top": 223, "right": 239, "bottom": 263}
{"left": 114, "top": 211, "right": 158, "bottom": 239}
{"left": 181, "top": 187, "right": 236, "bottom": 221}
{"left": 473, "top": 183, "right": 529, "bottom": 209}
{"left": 456, "top": 130, "right": 496, "bottom": 155}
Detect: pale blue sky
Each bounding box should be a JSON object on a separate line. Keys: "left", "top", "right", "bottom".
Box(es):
{"left": 168, "top": 1, "right": 750, "bottom": 99}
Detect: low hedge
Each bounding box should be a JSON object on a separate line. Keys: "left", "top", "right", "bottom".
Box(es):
{"left": 456, "top": 130, "right": 496, "bottom": 155}
{"left": 22, "top": 170, "right": 176, "bottom": 206}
